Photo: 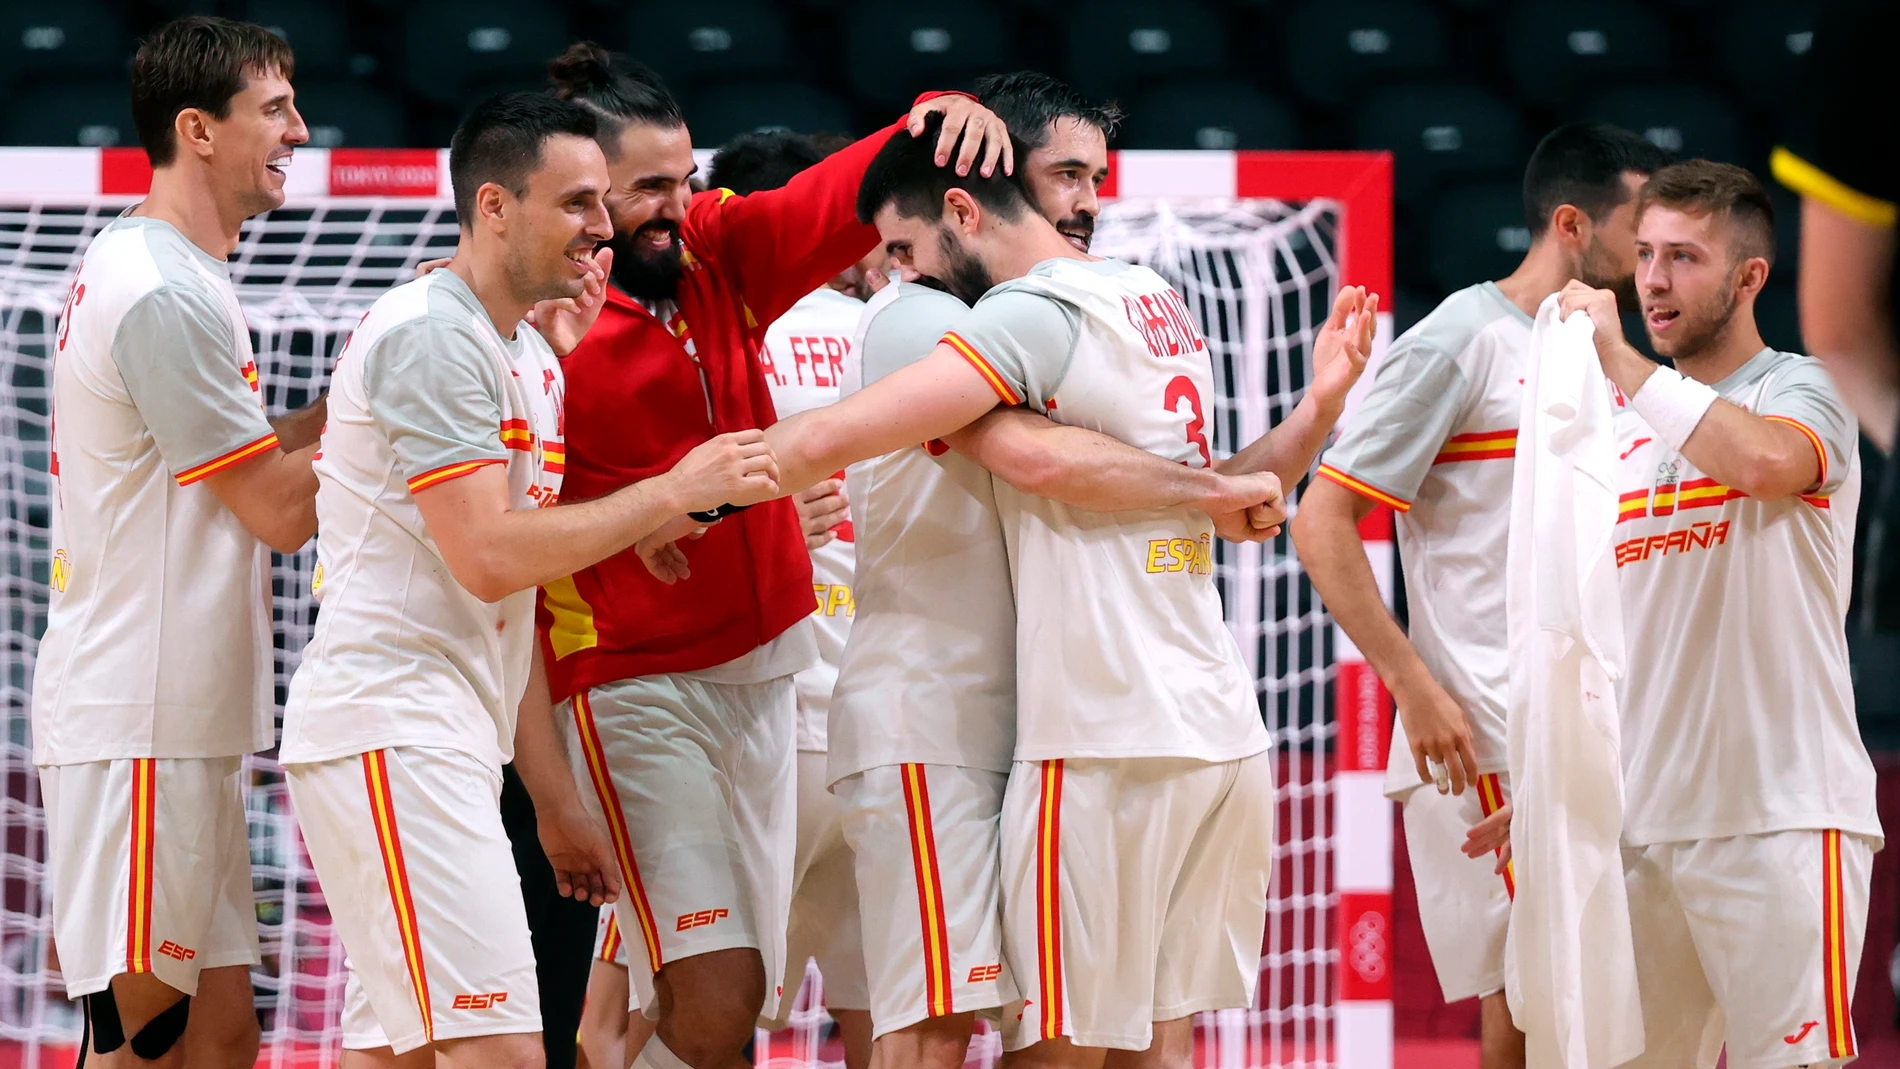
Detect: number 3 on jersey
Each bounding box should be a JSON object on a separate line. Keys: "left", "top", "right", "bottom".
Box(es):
{"left": 1165, "top": 375, "right": 1212, "bottom": 467}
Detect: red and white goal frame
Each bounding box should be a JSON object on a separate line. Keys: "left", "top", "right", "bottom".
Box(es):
{"left": 0, "top": 146, "right": 1397, "bottom": 1069}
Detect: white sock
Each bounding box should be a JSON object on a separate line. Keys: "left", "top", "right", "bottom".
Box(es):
{"left": 631, "top": 1034, "right": 692, "bottom": 1069}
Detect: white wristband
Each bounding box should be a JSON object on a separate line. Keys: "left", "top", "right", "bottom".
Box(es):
{"left": 1630, "top": 367, "right": 1718, "bottom": 452}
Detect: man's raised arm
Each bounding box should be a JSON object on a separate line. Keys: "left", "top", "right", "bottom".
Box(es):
{"left": 698, "top": 94, "right": 1016, "bottom": 324}
{"left": 1221, "top": 287, "right": 1379, "bottom": 489}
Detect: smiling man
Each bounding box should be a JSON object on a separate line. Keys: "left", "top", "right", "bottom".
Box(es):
{"left": 1543, "top": 160, "right": 1881, "bottom": 1069}
{"left": 536, "top": 43, "right": 1017, "bottom": 1069}
{"left": 278, "top": 92, "right": 780, "bottom": 1069}
{"left": 34, "top": 17, "right": 325, "bottom": 1068}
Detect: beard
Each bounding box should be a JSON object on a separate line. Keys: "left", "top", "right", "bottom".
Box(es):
{"left": 1647, "top": 284, "right": 1738, "bottom": 361}
{"left": 932, "top": 227, "right": 996, "bottom": 306}
{"left": 1577, "top": 235, "right": 1637, "bottom": 308}
{"left": 604, "top": 219, "right": 684, "bottom": 301}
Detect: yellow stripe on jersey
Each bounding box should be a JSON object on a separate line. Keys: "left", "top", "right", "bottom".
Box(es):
{"left": 942, "top": 332, "right": 1024, "bottom": 405}
{"left": 175, "top": 432, "right": 280, "bottom": 485}
{"left": 1316, "top": 464, "right": 1411, "bottom": 512}
{"left": 1772, "top": 148, "right": 1897, "bottom": 230}
{"left": 499, "top": 419, "right": 533, "bottom": 452}
{"left": 540, "top": 575, "right": 599, "bottom": 660}
{"left": 406, "top": 458, "right": 504, "bottom": 494}
{"left": 1674, "top": 478, "right": 1744, "bottom": 511}
{"left": 1618, "top": 489, "right": 1649, "bottom": 524}
{"left": 1431, "top": 429, "right": 1517, "bottom": 465}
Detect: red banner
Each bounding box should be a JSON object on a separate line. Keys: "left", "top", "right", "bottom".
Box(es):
{"left": 329, "top": 149, "right": 439, "bottom": 197}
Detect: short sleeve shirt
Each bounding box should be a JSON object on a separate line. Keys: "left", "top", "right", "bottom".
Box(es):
{"left": 281, "top": 270, "right": 565, "bottom": 771}
{"left": 33, "top": 215, "right": 279, "bottom": 764}
{"left": 1614, "top": 349, "right": 1878, "bottom": 845}
{"left": 1316, "top": 282, "right": 1534, "bottom": 789}
{"left": 827, "top": 282, "right": 1018, "bottom": 781}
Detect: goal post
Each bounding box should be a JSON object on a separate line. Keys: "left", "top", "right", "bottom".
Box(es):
{"left": 0, "top": 146, "right": 1395, "bottom": 1069}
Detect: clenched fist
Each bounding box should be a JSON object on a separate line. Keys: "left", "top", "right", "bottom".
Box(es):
{"left": 666, "top": 429, "right": 781, "bottom": 513}
{"left": 1202, "top": 471, "right": 1287, "bottom": 543}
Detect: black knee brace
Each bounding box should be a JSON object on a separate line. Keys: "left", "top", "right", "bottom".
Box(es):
{"left": 79, "top": 988, "right": 190, "bottom": 1063}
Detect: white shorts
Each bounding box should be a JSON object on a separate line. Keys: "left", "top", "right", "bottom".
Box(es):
{"left": 837, "top": 762, "right": 1014, "bottom": 1038}
{"left": 568, "top": 673, "right": 796, "bottom": 1019}
{"left": 41, "top": 757, "right": 259, "bottom": 998}
{"left": 762, "top": 749, "right": 868, "bottom": 1029}
{"left": 593, "top": 902, "right": 627, "bottom": 967}
{"left": 999, "top": 754, "right": 1275, "bottom": 1052}
{"left": 286, "top": 747, "right": 540, "bottom": 1053}
{"left": 1400, "top": 771, "right": 1513, "bottom": 1002}
{"left": 1621, "top": 829, "right": 1873, "bottom": 1069}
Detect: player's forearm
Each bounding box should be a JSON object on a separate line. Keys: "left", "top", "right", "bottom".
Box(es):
{"left": 1290, "top": 483, "right": 1437, "bottom": 699}
{"left": 1220, "top": 391, "right": 1342, "bottom": 488}
{"left": 942, "top": 409, "right": 1225, "bottom": 513}
{"left": 1678, "top": 401, "right": 1824, "bottom": 500}
{"left": 512, "top": 645, "right": 587, "bottom": 818}
{"left": 460, "top": 475, "right": 690, "bottom": 601}
{"left": 271, "top": 395, "right": 328, "bottom": 453}
{"left": 205, "top": 443, "right": 319, "bottom": 553}
{"left": 1600, "top": 337, "right": 1821, "bottom": 499}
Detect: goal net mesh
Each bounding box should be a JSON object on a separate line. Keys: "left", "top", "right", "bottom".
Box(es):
{"left": 0, "top": 192, "right": 1344, "bottom": 1068}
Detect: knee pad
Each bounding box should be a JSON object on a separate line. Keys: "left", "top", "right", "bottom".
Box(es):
{"left": 129, "top": 995, "right": 191, "bottom": 1060}
{"left": 80, "top": 988, "right": 191, "bottom": 1062}
{"left": 82, "top": 988, "right": 125, "bottom": 1058}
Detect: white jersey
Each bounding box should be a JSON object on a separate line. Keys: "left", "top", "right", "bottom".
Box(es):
{"left": 759, "top": 287, "right": 861, "bottom": 752}
{"left": 1315, "top": 282, "right": 1533, "bottom": 793}
{"left": 826, "top": 283, "right": 1017, "bottom": 783}
{"left": 34, "top": 214, "right": 278, "bottom": 764}
{"left": 1613, "top": 347, "right": 1879, "bottom": 846}
{"left": 947, "top": 258, "right": 1268, "bottom": 763}
{"left": 280, "top": 270, "right": 565, "bottom": 771}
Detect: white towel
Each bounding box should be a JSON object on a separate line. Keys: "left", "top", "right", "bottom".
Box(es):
{"left": 1502, "top": 296, "right": 1643, "bottom": 1069}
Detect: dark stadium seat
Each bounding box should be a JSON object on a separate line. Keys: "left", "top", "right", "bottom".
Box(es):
{"left": 401, "top": 0, "right": 574, "bottom": 105}
{"left": 1425, "top": 180, "right": 1530, "bottom": 294}
{"left": 1503, "top": 1, "right": 1669, "bottom": 107}
{"left": 1718, "top": 0, "right": 1818, "bottom": 120}
{"left": 1119, "top": 81, "right": 1297, "bottom": 151}
{"left": 1282, "top": 0, "right": 1448, "bottom": 107}
{"left": 0, "top": 80, "right": 133, "bottom": 148}
{"left": 1354, "top": 83, "right": 1526, "bottom": 206}
{"left": 1064, "top": 0, "right": 1227, "bottom": 101}
{"left": 844, "top": 1, "right": 1012, "bottom": 110}
{"left": 686, "top": 82, "right": 857, "bottom": 148}
{"left": 0, "top": 0, "right": 128, "bottom": 86}
{"left": 295, "top": 81, "right": 409, "bottom": 148}
{"left": 244, "top": 0, "right": 351, "bottom": 76}
{"left": 1580, "top": 84, "right": 1745, "bottom": 166}
{"left": 622, "top": 0, "right": 792, "bottom": 90}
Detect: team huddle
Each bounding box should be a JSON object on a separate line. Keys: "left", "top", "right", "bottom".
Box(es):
{"left": 28, "top": 12, "right": 1881, "bottom": 1069}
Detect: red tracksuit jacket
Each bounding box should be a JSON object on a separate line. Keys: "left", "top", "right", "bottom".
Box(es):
{"left": 539, "top": 94, "right": 964, "bottom": 701}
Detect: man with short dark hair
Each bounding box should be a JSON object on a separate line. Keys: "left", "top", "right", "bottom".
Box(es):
{"left": 277, "top": 91, "right": 778, "bottom": 1069}
{"left": 752, "top": 114, "right": 1374, "bottom": 1068}
{"left": 538, "top": 44, "right": 1017, "bottom": 1069}
{"left": 1290, "top": 122, "right": 1669, "bottom": 1069}
{"left": 35, "top": 15, "right": 321, "bottom": 1068}
{"left": 1542, "top": 159, "right": 1881, "bottom": 1069}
